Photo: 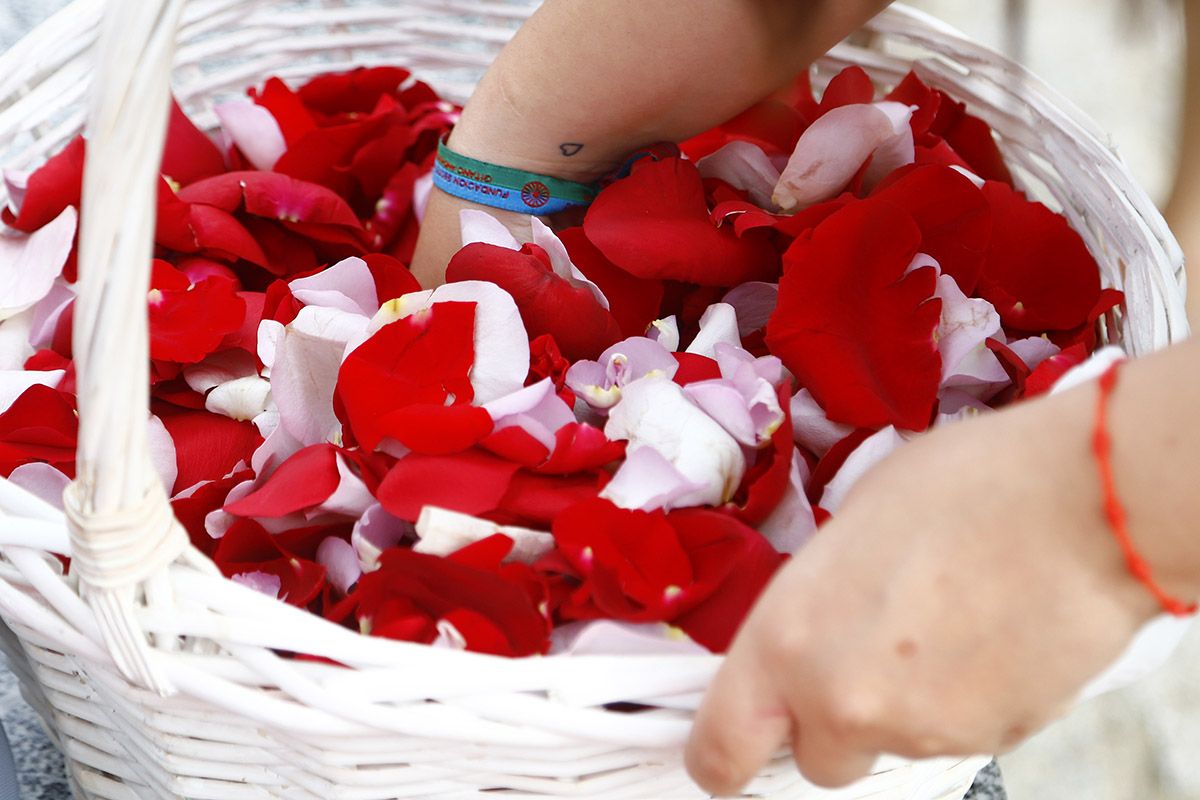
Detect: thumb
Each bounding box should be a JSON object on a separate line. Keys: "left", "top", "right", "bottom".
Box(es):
{"left": 685, "top": 643, "right": 792, "bottom": 796}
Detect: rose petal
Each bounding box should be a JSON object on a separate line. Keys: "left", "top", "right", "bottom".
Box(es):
{"left": 352, "top": 502, "right": 412, "bottom": 572}
{"left": 414, "top": 506, "right": 554, "bottom": 563}
{"left": 721, "top": 282, "right": 778, "bottom": 337}
{"left": 0, "top": 207, "right": 76, "bottom": 321}
{"left": 289, "top": 256, "right": 380, "bottom": 316}
{"left": 685, "top": 303, "right": 741, "bottom": 359}
{"left": 774, "top": 102, "right": 914, "bottom": 212}
{"left": 599, "top": 445, "right": 709, "bottom": 512}
{"left": 820, "top": 426, "right": 906, "bottom": 513}
{"left": 603, "top": 376, "right": 745, "bottom": 509}
{"left": 757, "top": 453, "right": 816, "bottom": 552}
{"left": 696, "top": 141, "right": 782, "bottom": 209}
{"left": 374, "top": 282, "right": 528, "bottom": 404}
{"left": 316, "top": 536, "right": 361, "bottom": 595}
{"left": 215, "top": 100, "right": 288, "bottom": 171}
{"left": 7, "top": 462, "right": 69, "bottom": 510}
{"left": 790, "top": 388, "right": 855, "bottom": 458}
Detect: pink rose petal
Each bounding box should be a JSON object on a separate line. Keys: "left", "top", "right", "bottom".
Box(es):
{"left": 316, "top": 536, "right": 361, "bottom": 594}
{"left": 821, "top": 426, "right": 906, "bottom": 513}
{"left": 289, "top": 256, "right": 380, "bottom": 316}
{"left": 774, "top": 102, "right": 914, "bottom": 211}
{"left": 214, "top": 100, "right": 287, "bottom": 171}
{"left": 721, "top": 282, "right": 778, "bottom": 337}
{"left": 0, "top": 207, "right": 76, "bottom": 320}
{"left": 696, "top": 141, "right": 782, "bottom": 209}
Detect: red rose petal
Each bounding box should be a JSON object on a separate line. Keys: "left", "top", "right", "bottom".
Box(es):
{"left": 766, "top": 200, "right": 942, "bottom": 431}
{"left": 225, "top": 444, "right": 341, "bottom": 518}
{"left": 377, "top": 450, "right": 520, "bottom": 521}
{"left": 4, "top": 136, "right": 85, "bottom": 233}
{"left": 977, "top": 181, "right": 1101, "bottom": 332}
{"left": 163, "top": 99, "right": 226, "bottom": 187}
{"left": 870, "top": 165, "right": 992, "bottom": 294}
{"left": 377, "top": 403, "right": 494, "bottom": 455}
{"left": 584, "top": 156, "right": 779, "bottom": 287}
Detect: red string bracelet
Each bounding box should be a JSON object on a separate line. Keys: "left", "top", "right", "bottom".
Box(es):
{"left": 1092, "top": 361, "right": 1197, "bottom": 617}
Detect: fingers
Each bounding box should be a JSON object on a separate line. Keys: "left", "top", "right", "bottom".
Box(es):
{"left": 791, "top": 729, "right": 879, "bottom": 789}
{"left": 685, "top": 646, "right": 791, "bottom": 797}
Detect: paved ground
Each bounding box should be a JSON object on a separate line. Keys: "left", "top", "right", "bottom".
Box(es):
{"left": 1, "top": 1, "right": 1197, "bottom": 799}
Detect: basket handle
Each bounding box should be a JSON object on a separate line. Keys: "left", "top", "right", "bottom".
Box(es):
{"left": 65, "top": 0, "right": 190, "bottom": 695}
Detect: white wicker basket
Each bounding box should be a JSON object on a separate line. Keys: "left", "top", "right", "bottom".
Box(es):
{"left": 0, "top": 1, "right": 1188, "bottom": 798}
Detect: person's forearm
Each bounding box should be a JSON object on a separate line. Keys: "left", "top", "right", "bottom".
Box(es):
{"left": 1031, "top": 337, "right": 1200, "bottom": 608}
{"left": 411, "top": 0, "right": 893, "bottom": 287}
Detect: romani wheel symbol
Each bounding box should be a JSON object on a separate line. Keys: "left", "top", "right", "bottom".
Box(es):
{"left": 521, "top": 181, "right": 551, "bottom": 209}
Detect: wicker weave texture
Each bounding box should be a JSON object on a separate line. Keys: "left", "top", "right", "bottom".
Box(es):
{"left": 0, "top": 1, "right": 1187, "bottom": 797}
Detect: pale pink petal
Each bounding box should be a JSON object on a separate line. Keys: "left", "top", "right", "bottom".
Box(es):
{"left": 685, "top": 303, "right": 740, "bottom": 359}
{"left": 1008, "top": 336, "right": 1061, "bottom": 371}
{"left": 566, "top": 336, "right": 678, "bottom": 411}
{"left": 0, "top": 370, "right": 63, "bottom": 413}
{"left": 603, "top": 376, "right": 745, "bottom": 509}
{"left": 821, "top": 426, "right": 906, "bottom": 513}
{"left": 0, "top": 206, "right": 76, "bottom": 320}
{"left": 550, "top": 620, "right": 706, "bottom": 656}
{"left": 937, "top": 389, "right": 991, "bottom": 423}
{"left": 314, "top": 454, "right": 375, "bottom": 518}
{"left": 272, "top": 306, "right": 368, "bottom": 446}
{"left": 774, "top": 102, "right": 914, "bottom": 212}
{"left": 682, "top": 380, "right": 757, "bottom": 447}
{"left": 257, "top": 319, "right": 285, "bottom": 372}
{"left": 373, "top": 282, "right": 528, "bottom": 404}
{"left": 8, "top": 462, "right": 69, "bottom": 509}
{"left": 316, "top": 536, "right": 361, "bottom": 594}
{"left": 231, "top": 570, "right": 282, "bottom": 599}
{"left": 414, "top": 506, "right": 554, "bottom": 563}
{"left": 599, "top": 445, "right": 710, "bottom": 512}
{"left": 352, "top": 502, "right": 412, "bottom": 572}
{"left": 289, "top": 256, "right": 380, "bottom": 317}
{"left": 758, "top": 453, "right": 816, "bottom": 553}
{"left": 905, "top": 252, "right": 941, "bottom": 276}
{"left": 4, "top": 170, "right": 30, "bottom": 215}
{"left": 790, "top": 388, "right": 855, "bottom": 457}
{"left": 936, "top": 274, "right": 1002, "bottom": 381}
{"left": 950, "top": 165, "right": 985, "bottom": 188}
{"left": 206, "top": 478, "right": 255, "bottom": 539}
{"left": 147, "top": 414, "right": 178, "bottom": 495}
{"left": 530, "top": 217, "right": 609, "bottom": 309}
{"left": 721, "top": 282, "right": 778, "bottom": 337}
{"left": 715, "top": 342, "right": 785, "bottom": 388}
{"left": 205, "top": 375, "right": 272, "bottom": 422}
{"left": 459, "top": 208, "right": 521, "bottom": 250}
{"left": 0, "top": 312, "right": 34, "bottom": 369}
{"left": 484, "top": 378, "right": 575, "bottom": 450}
{"left": 28, "top": 279, "right": 74, "bottom": 350}
{"left": 183, "top": 350, "right": 260, "bottom": 394}
{"left": 861, "top": 101, "right": 917, "bottom": 191}
{"left": 648, "top": 316, "right": 680, "bottom": 351}
{"left": 214, "top": 100, "right": 287, "bottom": 171}
{"left": 1049, "top": 346, "right": 1126, "bottom": 395}
{"left": 251, "top": 411, "right": 304, "bottom": 478}
{"left": 696, "top": 141, "right": 781, "bottom": 209}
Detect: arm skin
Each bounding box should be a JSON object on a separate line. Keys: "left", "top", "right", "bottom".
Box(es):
{"left": 409, "top": 0, "right": 892, "bottom": 287}
{"left": 686, "top": 337, "right": 1200, "bottom": 794}
{"left": 407, "top": 1, "right": 1200, "bottom": 793}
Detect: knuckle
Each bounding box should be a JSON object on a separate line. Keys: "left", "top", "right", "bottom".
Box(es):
{"left": 823, "top": 689, "right": 883, "bottom": 743}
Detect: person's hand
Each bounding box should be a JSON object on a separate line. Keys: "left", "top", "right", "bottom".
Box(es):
{"left": 684, "top": 385, "right": 1161, "bottom": 794}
